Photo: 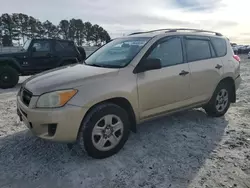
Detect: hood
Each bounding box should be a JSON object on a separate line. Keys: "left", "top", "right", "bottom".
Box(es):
{"left": 23, "top": 64, "right": 119, "bottom": 95}
{"left": 0, "top": 51, "right": 27, "bottom": 58}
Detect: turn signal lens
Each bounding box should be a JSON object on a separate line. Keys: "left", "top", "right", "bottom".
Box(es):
{"left": 58, "top": 90, "right": 77, "bottom": 106}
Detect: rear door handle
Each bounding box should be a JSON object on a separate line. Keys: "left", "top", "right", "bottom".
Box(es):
{"left": 215, "top": 64, "right": 222, "bottom": 69}
{"left": 179, "top": 70, "right": 189, "bottom": 76}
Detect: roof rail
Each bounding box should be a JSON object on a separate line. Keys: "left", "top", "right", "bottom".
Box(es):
{"left": 129, "top": 28, "right": 223, "bottom": 36}
{"left": 129, "top": 29, "right": 172, "bottom": 35}
{"left": 129, "top": 32, "right": 146, "bottom": 35}
{"left": 167, "top": 28, "right": 223, "bottom": 36}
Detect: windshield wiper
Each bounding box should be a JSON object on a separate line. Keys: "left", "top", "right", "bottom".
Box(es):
{"left": 86, "top": 63, "right": 121, "bottom": 68}
{"left": 102, "top": 65, "right": 122, "bottom": 68}
{"left": 88, "top": 63, "right": 105, "bottom": 67}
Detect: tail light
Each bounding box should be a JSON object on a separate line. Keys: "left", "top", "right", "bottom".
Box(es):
{"left": 233, "top": 55, "right": 240, "bottom": 62}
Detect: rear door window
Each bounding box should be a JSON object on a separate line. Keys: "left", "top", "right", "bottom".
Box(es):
{"left": 185, "top": 39, "right": 211, "bottom": 62}
{"left": 211, "top": 37, "right": 227, "bottom": 57}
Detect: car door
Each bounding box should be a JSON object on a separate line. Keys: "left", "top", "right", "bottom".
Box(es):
{"left": 28, "top": 40, "right": 56, "bottom": 72}
{"left": 184, "top": 36, "right": 224, "bottom": 103}
{"left": 136, "top": 36, "right": 191, "bottom": 119}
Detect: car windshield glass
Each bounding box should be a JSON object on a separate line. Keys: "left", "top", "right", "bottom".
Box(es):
{"left": 22, "top": 39, "right": 31, "bottom": 51}
{"left": 85, "top": 37, "right": 151, "bottom": 68}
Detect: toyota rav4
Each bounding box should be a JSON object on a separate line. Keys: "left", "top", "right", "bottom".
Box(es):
{"left": 17, "top": 28, "right": 241, "bottom": 159}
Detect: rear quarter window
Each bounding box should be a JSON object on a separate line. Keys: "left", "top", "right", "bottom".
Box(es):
{"left": 211, "top": 37, "right": 227, "bottom": 57}
{"left": 55, "top": 41, "right": 75, "bottom": 52}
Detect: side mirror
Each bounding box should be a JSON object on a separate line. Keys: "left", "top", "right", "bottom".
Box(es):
{"left": 32, "top": 47, "right": 36, "bottom": 52}
{"left": 134, "top": 58, "right": 162, "bottom": 73}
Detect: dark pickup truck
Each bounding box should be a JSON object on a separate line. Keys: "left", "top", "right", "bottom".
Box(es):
{"left": 0, "top": 38, "right": 86, "bottom": 89}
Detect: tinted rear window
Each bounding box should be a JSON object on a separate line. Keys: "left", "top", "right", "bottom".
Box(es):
{"left": 186, "top": 39, "right": 211, "bottom": 62}
{"left": 211, "top": 37, "right": 227, "bottom": 57}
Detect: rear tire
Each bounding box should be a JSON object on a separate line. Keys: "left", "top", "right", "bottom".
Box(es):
{"left": 77, "top": 103, "right": 130, "bottom": 159}
{"left": 0, "top": 66, "right": 19, "bottom": 89}
{"left": 204, "top": 82, "right": 232, "bottom": 117}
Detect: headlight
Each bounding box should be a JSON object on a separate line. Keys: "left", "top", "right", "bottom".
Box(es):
{"left": 36, "top": 89, "right": 77, "bottom": 108}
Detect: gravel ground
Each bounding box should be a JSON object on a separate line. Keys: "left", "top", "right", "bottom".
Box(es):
{"left": 0, "top": 56, "right": 250, "bottom": 188}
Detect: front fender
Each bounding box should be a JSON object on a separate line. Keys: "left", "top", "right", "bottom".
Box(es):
{"left": 0, "top": 57, "right": 21, "bottom": 70}
{"left": 69, "top": 90, "right": 140, "bottom": 123}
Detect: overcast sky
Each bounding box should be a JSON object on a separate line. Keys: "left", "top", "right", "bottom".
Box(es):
{"left": 1, "top": 0, "right": 249, "bottom": 44}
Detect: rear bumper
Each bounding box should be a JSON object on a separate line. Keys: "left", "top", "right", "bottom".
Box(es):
{"left": 235, "top": 75, "right": 242, "bottom": 91}
{"left": 17, "top": 96, "right": 87, "bottom": 143}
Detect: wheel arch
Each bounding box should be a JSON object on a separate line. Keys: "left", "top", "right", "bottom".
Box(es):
{"left": 0, "top": 58, "right": 21, "bottom": 72}
{"left": 217, "top": 76, "right": 236, "bottom": 103}
{"left": 81, "top": 97, "right": 137, "bottom": 133}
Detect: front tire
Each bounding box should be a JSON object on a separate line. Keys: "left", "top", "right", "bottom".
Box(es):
{"left": 78, "top": 103, "right": 130, "bottom": 159}
{"left": 0, "top": 66, "right": 19, "bottom": 89}
{"left": 204, "top": 82, "right": 232, "bottom": 117}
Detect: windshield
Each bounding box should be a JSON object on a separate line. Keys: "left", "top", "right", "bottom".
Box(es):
{"left": 22, "top": 39, "right": 31, "bottom": 51}
{"left": 85, "top": 37, "right": 151, "bottom": 68}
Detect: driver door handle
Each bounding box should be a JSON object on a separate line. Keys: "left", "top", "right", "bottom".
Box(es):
{"left": 179, "top": 70, "right": 189, "bottom": 76}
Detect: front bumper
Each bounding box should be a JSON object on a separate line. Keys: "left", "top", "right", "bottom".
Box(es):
{"left": 17, "top": 96, "right": 87, "bottom": 143}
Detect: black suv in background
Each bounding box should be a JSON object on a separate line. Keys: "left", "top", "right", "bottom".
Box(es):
{"left": 0, "top": 38, "right": 86, "bottom": 89}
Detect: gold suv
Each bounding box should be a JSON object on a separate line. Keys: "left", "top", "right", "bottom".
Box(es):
{"left": 17, "top": 28, "right": 241, "bottom": 158}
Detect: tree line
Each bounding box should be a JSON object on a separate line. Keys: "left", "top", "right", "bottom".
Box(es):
{"left": 0, "top": 13, "right": 111, "bottom": 47}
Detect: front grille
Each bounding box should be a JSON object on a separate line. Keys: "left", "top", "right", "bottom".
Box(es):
{"left": 21, "top": 88, "right": 33, "bottom": 106}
